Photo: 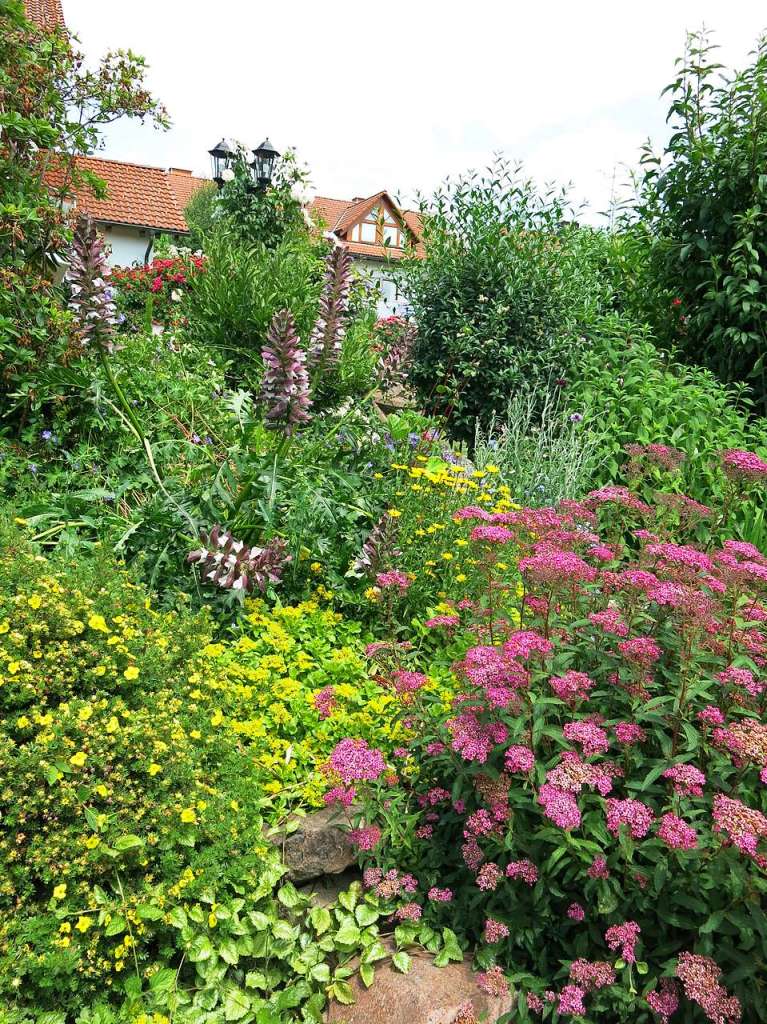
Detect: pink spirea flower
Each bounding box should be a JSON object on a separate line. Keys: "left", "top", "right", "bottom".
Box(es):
{"left": 551, "top": 671, "right": 595, "bottom": 704}
{"left": 717, "top": 666, "right": 764, "bottom": 697}
{"left": 646, "top": 979, "right": 680, "bottom": 1024}
{"left": 526, "top": 992, "right": 545, "bottom": 1013}
{"left": 618, "top": 636, "right": 663, "bottom": 666}
{"left": 615, "top": 721, "right": 646, "bottom": 745}
{"left": 425, "top": 614, "right": 460, "bottom": 629}
{"left": 676, "top": 952, "right": 742, "bottom": 1023}
{"left": 504, "top": 744, "right": 535, "bottom": 773}
{"left": 394, "top": 902, "right": 422, "bottom": 921}
{"left": 539, "top": 783, "right": 581, "bottom": 830}
{"left": 658, "top": 813, "right": 698, "bottom": 850}
{"left": 605, "top": 921, "right": 640, "bottom": 964}
{"left": 647, "top": 542, "right": 715, "bottom": 574}
{"left": 376, "top": 570, "right": 411, "bottom": 591}
{"left": 606, "top": 798, "right": 654, "bottom": 839}
{"left": 586, "top": 485, "right": 652, "bottom": 514}
{"left": 392, "top": 670, "right": 428, "bottom": 694}
{"left": 712, "top": 793, "right": 767, "bottom": 859}
{"left": 567, "top": 903, "right": 585, "bottom": 921}
{"left": 557, "top": 984, "right": 587, "bottom": 1016}
{"left": 662, "top": 763, "right": 706, "bottom": 797}
{"left": 415, "top": 825, "right": 433, "bottom": 839}
{"left": 569, "top": 959, "right": 615, "bottom": 990}
{"left": 328, "top": 738, "right": 386, "bottom": 783}
{"left": 470, "top": 524, "right": 514, "bottom": 544}
{"left": 427, "top": 887, "right": 453, "bottom": 902}
{"left": 462, "top": 838, "right": 484, "bottom": 873}
{"left": 519, "top": 547, "right": 598, "bottom": 586}
{"left": 588, "top": 856, "right": 610, "bottom": 879}
{"left": 464, "top": 809, "right": 496, "bottom": 838}
{"left": 448, "top": 710, "right": 508, "bottom": 764}
{"left": 721, "top": 448, "right": 767, "bottom": 482}
{"left": 348, "top": 825, "right": 381, "bottom": 850}
{"left": 313, "top": 685, "right": 336, "bottom": 719}
{"left": 323, "top": 785, "right": 356, "bottom": 807}
{"left": 476, "top": 861, "right": 502, "bottom": 891}
{"left": 563, "top": 719, "right": 610, "bottom": 757}
{"left": 698, "top": 705, "right": 726, "bottom": 727}
{"left": 506, "top": 859, "right": 538, "bottom": 885}
{"left": 504, "top": 630, "right": 554, "bottom": 660}
{"left": 453, "top": 505, "right": 492, "bottom": 521}
{"left": 589, "top": 608, "right": 629, "bottom": 637}
{"left": 476, "top": 966, "right": 509, "bottom": 997}
{"left": 362, "top": 867, "right": 383, "bottom": 889}
{"left": 483, "top": 918, "right": 510, "bottom": 943}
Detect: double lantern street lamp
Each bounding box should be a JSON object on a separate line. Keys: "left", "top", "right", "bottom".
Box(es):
{"left": 208, "top": 137, "right": 280, "bottom": 191}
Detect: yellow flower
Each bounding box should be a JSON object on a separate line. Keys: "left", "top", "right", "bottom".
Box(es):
{"left": 148, "top": 763, "right": 162, "bottom": 776}
{"left": 69, "top": 751, "right": 87, "bottom": 768}
{"left": 88, "top": 614, "right": 110, "bottom": 633}
{"left": 310, "top": 562, "right": 322, "bottom": 574}
{"left": 123, "top": 665, "right": 139, "bottom": 680}
{"left": 53, "top": 884, "right": 67, "bottom": 900}
{"left": 27, "top": 594, "right": 42, "bottom": 609}
{"left": 106, "top": 715, "right": 120, "bottom": 734}
{"left": 387, "top": 508, "right": 401, "bottom": 518}
{"left": 0, "top": 621, "right": 9, "bottom": 634}
{"left": 180, "top": 808, "right": 197, "bottom": 824}
{"left": 78, "top": 706, "right": 93, "bottom": 722}
{"left": 441, "top": 552, "right": 454, "bottom": 560}
{"left": 264, "top": 780, "right": 282, "bottom": 794}
{"left": 208, "top": 912, "right": 218, "bottom": 928}
{"left": 456, "top": 573, "right": 467, "bottom": 583}
{"left": 210, "top": 709, "right": 224, "bottom": 727}
{"left": 84, "top": 835, "right": 100, "bottom": 849}
{"left": 75, "top": 915, "right": 93, "bottom": 933}
{"left": 190, "top": 729, "right": 202, "bottom": 740}
{"left": 93, "top": 665, "right": 107, "bottom": 677}
{"left": 16, "top": 715, "right": 31, "bottom": 729}
{"left": 59, "top": 922, "right": 71, "bottom": 933}
{"left": 95, "top": 784, "right": 108, "bottom": 798}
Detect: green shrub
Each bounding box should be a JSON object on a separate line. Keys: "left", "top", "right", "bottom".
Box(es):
{"left": 631, "top": 31, "right": 767, "bottom": 409}
{"left": 401, "top": 157, "right": 610, "bottom": 440}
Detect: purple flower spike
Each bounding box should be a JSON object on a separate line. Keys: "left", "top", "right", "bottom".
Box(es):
{"left": 65, "top": 215, "right": 122, "bottom": 354}
{"left": 188, "top": 525, "right": 290, "bottom": 593}
{"left": 260, "top": 309, "right": 312, "bottom": 433}
{"left": 307, "top": 245, "right": 352, "bottom": 371}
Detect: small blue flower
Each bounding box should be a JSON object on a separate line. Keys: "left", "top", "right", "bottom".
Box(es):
{"left": 408, "top": 432, "right": 420, "bottom": 448}
{"left": 41, "top": 429, "right": 53, "bottom": 441}
{"left": 569, "top": 412, "right": 583, "bottom": 423}
{"left": 191, "top": 433, "right": 201, "bottom": 444}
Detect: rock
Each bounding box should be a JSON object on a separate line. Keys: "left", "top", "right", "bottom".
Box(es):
{"left": 266, "top": 806, "right": 356, "bottom": 883}
{"left": 327, "top": 950, "right": 514, "bottom": 1024}
{"left": 299, "top": 867, "right": 360, "bottom": 907}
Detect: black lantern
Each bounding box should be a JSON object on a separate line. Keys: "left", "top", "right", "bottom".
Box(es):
{"left": 250, "top": 138, "right": 280, "bottom": 190}
{"left": 208, "top": 138, "right": 234, "bottom": 187}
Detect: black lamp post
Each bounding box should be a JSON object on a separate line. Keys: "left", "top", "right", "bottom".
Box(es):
{"left": 250, "top": 138, "right": 280, "bottom": 190}
{"left": 208, "top": 138, "right": 235, "bottom": 187}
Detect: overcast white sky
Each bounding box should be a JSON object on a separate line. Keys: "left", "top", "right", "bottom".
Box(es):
{"left": 64, "top": 1, "right": 766, "bottom": 221}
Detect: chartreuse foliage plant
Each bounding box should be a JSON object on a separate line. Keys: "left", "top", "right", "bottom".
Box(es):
{"left": 0, "top": 536, "right": 437, "bottom": 1020}
{"left": 332, "top": 449, "right": 767, "bottom": 1022}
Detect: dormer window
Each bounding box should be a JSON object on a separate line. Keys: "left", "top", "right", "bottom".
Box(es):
{"left": 349, "top": 203, "right": 404, "bottom": 248}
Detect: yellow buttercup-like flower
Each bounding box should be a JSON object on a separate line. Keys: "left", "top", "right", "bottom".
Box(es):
{"left": 148, "top": 763, "right": 162, "bottom": 776}
{"left": 106, "top": 715, "right": 120, "bottom": 734}
{"left": 75, "top": 916, "right": 93, "bottom": 933}
{"left": 88, "top": 614, "right": 110, "bottom": 633}
{"left": 180, "top": 808, "right": 197, "bottom": 824}
{"left": 53, "top": 884, "right": 67, "bottom": 900}
{"left": 69, "top": 751, "right": 87, "bottom": 768}
{"left": 123, "top": 665, "right": 139, "bottom": 680}
{"left": 28, "top": 594, "right": 42, "bottom": 609}
{"left": 84, "top": 835, "right": 100, "bottom": 849}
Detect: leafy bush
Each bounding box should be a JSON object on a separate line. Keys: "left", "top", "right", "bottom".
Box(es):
{"left": 402, "top": 157, "right": 610, "bottom": 440}
{"left": 632, "top": 32, "right": 767, "bottom": 409}
{"left": 571, "top": 314, "right": 767, "bottom": 544}
{"left": 182, "top": 229, "right": 324, "bottom": 375}
{"left": 341, "top": 458, "right": 767, "bottom": 1021}
{"left": 183, "top": 180, "right": 218, "bottom": 250}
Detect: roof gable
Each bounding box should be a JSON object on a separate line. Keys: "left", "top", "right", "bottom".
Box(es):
{"left": 309, "top": 192, "right": 425, "bottom": 261}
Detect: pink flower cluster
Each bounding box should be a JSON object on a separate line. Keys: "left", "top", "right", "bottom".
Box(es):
{"left": 538, "top": 783, "right": 581, "bottom": 830}
{"left": 618, "top": 636, "right": 663, "bottom": 666}
{"left": 448, "top": 709, "right": 507, "bottom": 764}
{"left": 720, "top": 448, "right": 767, "bottom": 482}
{"left": 550, "top": 670, "right": 595, "bottom": 704}
{"left": 504, "top": 744, "right": 535, "bottom": 773}
{"left": 604, "top": 920, "right": 640, "bottom": 964}
{"left": 646, "top": 979, "right": 680, "bottom": 1024}
{"left": 376, "top": 570, "right": 411, "bottom": 591}
{"left": 328, "top": 738, "right": 386, "bottom": 783}
{"left": 662, "top": 762, "right": 706, "bottom": 797}
{"left": 483, "top": 918, "right": 510, "bottom": 943}
{"left": 605, "top": 798, "right": 654, "bottom": 839}
{"left": 676, "top": 952, "right": 742, "bottom": 1023}
{"left": 505, "top": 859, "right": 538, "bottom": 885}
{"left": 712, "top": 793, "right": 767, "bottom": 859}
{"left": 568, "top": 959, "right": 615, "bottom": 990}
{"left": 563, "top": 719, "right": 609, "bottom": 756}
{"left": 657, "top": 812, "right": 698, "bottom": 850}
{"left": 427, "top": 887, "right": 453, "bottom": 902}
{"left": 348, "top": 825, "right": 381, "bottom": 850}
{"left": 313, "top": 685, "right": 336, "bottom": 719}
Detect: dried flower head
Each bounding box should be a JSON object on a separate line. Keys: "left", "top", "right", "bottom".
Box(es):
{"left": 188, "top": 525, "right": 290, "bottom": 592}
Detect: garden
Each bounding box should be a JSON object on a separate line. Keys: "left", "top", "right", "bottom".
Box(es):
{"left": 2, "top": 4, "right": 767, "bottom": 1022}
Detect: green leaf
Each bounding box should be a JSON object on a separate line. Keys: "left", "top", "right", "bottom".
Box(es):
{"left": 168, "top": 906, "right": 188, "bottom": 930}
{"left": 84, "top": 807, "right": 101, "bottom": 832}
{"left": 188, "top": 934, "right": 215, "bottom": 962}
{"left": 272, "top": 919, "right": 297, "bottom": 942}
{"left": 249, "top": 910, "right": 271, "bottom": 931}
{"left": 310, "top": 962, "right": 330, "bottom": 983}
{"left": 359, "top": 963, "right": 375, "bottom": 988}
{"left": 223, "top": 986, "right": 251, "bottom": 1021}
{"left": 335, "top": 920, "right": 361, "bottom": 946}
{"left": 392, "top": 951, "right": 412, "bottom": 974}
{"left": 331, "top": 981, "right": 356, "bottom": 1005}
{"left": 277, "top": 882, "right": 301, "bottom": 908}
{"left": 104, "top": 914, "right": 127, "bottom": 937}
{"left": 310, "top": 907, "right": 331, "bottom": 935}
{"left": 338, "top": 888, "right": 358, "bottom": 912}
{"left": 362, "top": 940, "right": 389, "bottom": 963}
{"left": 355, "top": 904, "right": 379, "bottom": 927}
{"left": 219, "top": 937, "right": 240, "bottom": 965}
{"left": 137, "top": 903, "right": 164, "bottom": 921}
{"left": 113, "top": 834, "right": 144, "bottom": 852}
{"left": 149, "top": 967, "right": 178, "bottom": 994}
{"left": 441, "top": 928, "right": 463, "bottom": 962}
{"left": 245, "top": 970, "right": 268, "bottom": 990}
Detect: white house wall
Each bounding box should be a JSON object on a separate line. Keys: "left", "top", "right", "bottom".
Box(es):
{"left": 101, "top": 225, "right": 154, "bottom": 267}
{"left": 353, "top": 258, "right": 411, "bottom": 319}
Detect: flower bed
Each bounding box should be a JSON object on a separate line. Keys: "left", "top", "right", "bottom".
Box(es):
{"left": 336, "top": 449, "right": 767, "bottom": 1022}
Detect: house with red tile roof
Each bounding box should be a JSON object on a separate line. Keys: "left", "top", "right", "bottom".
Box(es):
{"left": 22, "top": 0, "right": 65, "bottom": 31}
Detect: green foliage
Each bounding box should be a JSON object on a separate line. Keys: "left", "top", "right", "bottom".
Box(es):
{"left": 402, "top": 157, "right": 610, "bottom": 440}
{"left": 183, "top": 180, "right": 219, "bottom": 250}
{"left": 571, "top": 314, "right": 767, "bottom": 539}
{"left": 0, "top": 0, "right": 167, "bottom": 418}
{"left": 183, "top": 229, "right": 324, "bottom": 377}
{"left": 632, "top": 31, "right": 767, "bottom": 408}
{"left": 214, "top": 148, "right": 308, "bottom": 251}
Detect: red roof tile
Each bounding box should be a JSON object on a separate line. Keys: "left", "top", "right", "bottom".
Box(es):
{"left": 46, "top": 155, "right": 191, "bottom": 233}
{"left": 310, "top": 192, "right": 425, "bottom": 260}
{"left": 167, "top": 168, "right": 212, "bottom": 212}
{"left": 23, "top": 0, "right": 66, "bottom": 30}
